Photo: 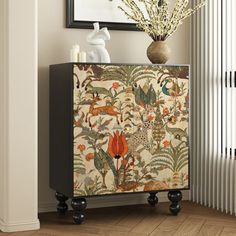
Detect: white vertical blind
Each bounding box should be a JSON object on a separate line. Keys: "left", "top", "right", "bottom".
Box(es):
{"left": 191, "top": 0, "right": 236, "bottom": 215}
{"left": 222, "top": 0, "right": 236, "bottom": 215}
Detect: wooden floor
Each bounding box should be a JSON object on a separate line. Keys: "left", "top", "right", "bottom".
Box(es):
{"left": 2, "top": 201, "right": 236, "bottom": 236}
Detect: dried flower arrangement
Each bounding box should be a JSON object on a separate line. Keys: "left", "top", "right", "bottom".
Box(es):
{"left": 118, "top": 0, "right": 206, "bottom": 41}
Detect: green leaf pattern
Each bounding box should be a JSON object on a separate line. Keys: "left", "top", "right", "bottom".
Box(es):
{"left": 72, "top": 64, "right": 189, "bottom": 196}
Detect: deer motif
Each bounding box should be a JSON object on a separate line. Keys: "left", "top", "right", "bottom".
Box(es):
{"left": 86, "top": 93, "right": 120, "bottom": 126}
{"left": 128, "top": 121, "right": 153, "bottom": 153}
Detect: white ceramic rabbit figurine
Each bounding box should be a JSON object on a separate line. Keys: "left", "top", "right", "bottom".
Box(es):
{"left": 87, "top": 22, "right": 111, "bottom": 63}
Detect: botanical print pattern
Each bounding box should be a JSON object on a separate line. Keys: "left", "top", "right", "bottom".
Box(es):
{"left": 73, "top": 64, "right": 189, "bottom": 197}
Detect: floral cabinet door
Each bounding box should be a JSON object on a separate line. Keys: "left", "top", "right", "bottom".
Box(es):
{"left": 73, "top": 64, "right": 189, "bottom": 197}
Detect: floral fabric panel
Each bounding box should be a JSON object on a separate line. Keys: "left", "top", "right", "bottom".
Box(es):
{"left": 73, "top": 64, "right": 189, "bottom": 196}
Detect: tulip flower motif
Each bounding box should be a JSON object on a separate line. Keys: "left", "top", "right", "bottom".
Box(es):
{"left": 107, "top": 130, "right": 129, "bottom": 175}
{"left": 108, "top": 131, "right": 128, "bottom": 159}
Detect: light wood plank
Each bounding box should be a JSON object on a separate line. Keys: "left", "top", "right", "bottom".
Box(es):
{"left": 130, "top": 213, "right": 167, "bottom": 235}
{"left": 205, "top": 219, "right": 236, "bottom": 229}
{"left": 151, "top": 231, "right": 175, "bottom": 236}
{"left": 104, "top": 232, "right": 144, "bottom": 236}
{"left": 33, "top": 227, "right": 103, "bottom": 236}
{"left": 173, "top": 216, "right": 205, "bottom": 236}
{"left": 80, "top": 224, "right": 131, "bottom": 233}
{"left": 198, "top": 224, "right": 223, "bottom": 236}
{"left": 220, "top": 227, "right": 236, "bottom": 236}
{"left": 33, "top": 229, "right": 99, "bottom": 236}
{"left": 10, "top": 231, "right": 36, "bottom": 236}
{"left": 41, "top": 223, "right": 130, "bottom": 236}
{"left": 84, "top": 209, "right": 130, "bottom": 226}
{"left": 179, "top": 202, "right": 236, "bottom": 222}
{"left": 150, "top": 214, "right": 188, "bottom": 236}
{"left": 116, "top": 211, "right": 144, "bottom": 228}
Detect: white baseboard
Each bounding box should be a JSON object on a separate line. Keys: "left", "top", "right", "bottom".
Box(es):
{"left": 38, "top": 190, "right": 190, "bottom": 213}
{"left": 0, "top": 218, "right": 40, "bottom": 233}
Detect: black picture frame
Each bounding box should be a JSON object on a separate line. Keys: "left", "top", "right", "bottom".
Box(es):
{"left": 66, "top": 0, "right": 141, "bottom": 31}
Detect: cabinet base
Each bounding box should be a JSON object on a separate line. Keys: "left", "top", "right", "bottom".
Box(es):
{"left": 55, "top": 192, "right": 68, "bottom": 214}
{"left": 55, "top": 190, "right": 183, "bottom": 223}
{"left": 168, "top": 190, "right": 183, "bottom": 215}
{"left": 147, "top": 192, "right": 158, "bottom": 207}
{"left": 71, "top": 198, "right": 87, "bottom": 224}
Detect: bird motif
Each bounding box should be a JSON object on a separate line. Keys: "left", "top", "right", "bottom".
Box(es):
{"left": 166, "top": 125, "right": 188, "bottom": 141}
{"left": 162, "top": 79, "right": 181, "bottom": 97}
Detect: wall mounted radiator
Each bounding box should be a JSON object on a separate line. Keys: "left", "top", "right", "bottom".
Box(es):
{"left": 191, "top": 0, "right": 236, "bottom": 215}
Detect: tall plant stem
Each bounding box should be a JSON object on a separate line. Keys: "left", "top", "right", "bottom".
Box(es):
{"left": 123, "top": 166, "right": 126, "bottom": 184}
{"left": 116, "top": 159, "right": 119, "bottom": 186}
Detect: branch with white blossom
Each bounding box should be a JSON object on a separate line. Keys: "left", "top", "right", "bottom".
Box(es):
{"left": 118, "top": 0, "right": 206, "bottom": 41}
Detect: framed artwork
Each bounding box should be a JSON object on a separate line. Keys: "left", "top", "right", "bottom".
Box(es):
{"left": 66, "top": 0, "right": 140, "bottom": 31}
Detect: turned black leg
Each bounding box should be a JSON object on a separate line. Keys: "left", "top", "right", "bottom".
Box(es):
{"left": 71, "top": 198, "right": 87, "bottom": 224}
{"left": 55, "top": 192, "right": 68, "bottom": 214}
{"left": 147, "top": 192, "right": 158, "bottom": 207}
{"left": 168, "top": 190, "right": 182, "bottom": 215}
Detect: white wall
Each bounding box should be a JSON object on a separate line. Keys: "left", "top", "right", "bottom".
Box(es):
{"left": 0, "top": 0, "right": 39, "bottom": 232}
{"left": 38, "top": 0, "right": 190, "bottom": 211}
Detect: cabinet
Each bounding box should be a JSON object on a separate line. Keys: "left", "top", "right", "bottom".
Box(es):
{"left": 50, "top": 63, "right": 190, "bottom": 224}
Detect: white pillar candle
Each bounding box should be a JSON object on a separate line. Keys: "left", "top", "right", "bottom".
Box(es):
{"left": 70, "top": 44, "right": 80, "bottom": 62}
{"left": 79, "top": 51, "right": 87, "bottom": 63}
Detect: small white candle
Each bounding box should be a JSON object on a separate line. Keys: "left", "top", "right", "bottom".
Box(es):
{"left": 79, "top": 51, "right": 87, "bottom": 63}
{"left": 70, "top": 49, "right": 77, "bottom": 62}
{"left": 70, "top": 44, "right": 80, "bottom": 62}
